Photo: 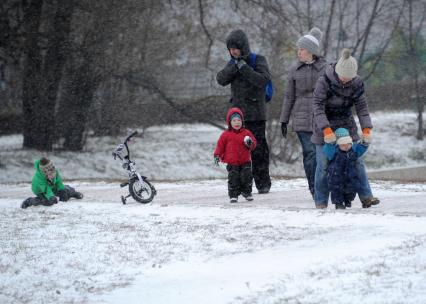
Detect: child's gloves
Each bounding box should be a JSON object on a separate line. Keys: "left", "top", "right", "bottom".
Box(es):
{"left": 323, "top": 127, "right": 336, "bottom": 144}
{"left": 361, "top": 128, "right": 372, "bottom": 144}
{"left": 214, "top": 156, "right": 220, "bottom": 166}
{"left": 244, "top": 136, "right": 253, "bottom": 147}
{"left": 281, "top": 123, "right": 288, "bottom": 138}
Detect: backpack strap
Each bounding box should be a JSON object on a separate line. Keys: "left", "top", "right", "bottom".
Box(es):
{"left": 247, "top": 52, "right": 274, "bottom": 103}
{"left": 248, "top": 53, "right": 257, "bottom": 69}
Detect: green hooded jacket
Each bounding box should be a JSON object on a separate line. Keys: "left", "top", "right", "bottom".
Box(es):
{"left": 31, "top": 159, "right": 65, "bottom": 199}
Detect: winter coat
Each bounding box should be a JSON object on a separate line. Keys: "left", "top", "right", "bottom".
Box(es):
{"left": 280, "top": 58, "right": 327, "bottom": 132}
{"left": 312, "top": 63, "right": 373, "bottom": 144}
{"left": 31, "top": 159, "right": 65, "bottom": 199}
{"left": 214, "top": 108, "right": 257, "bottom": 166}
{"left": 216, "top": 29, "right": 271, "bottom": 122}
{"left": 324, "top": 143, "right": 368, "bottom": 200}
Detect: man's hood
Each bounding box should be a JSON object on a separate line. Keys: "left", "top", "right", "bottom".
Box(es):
{"left": 226, "top": 29, "right": 251, "bottom": 58}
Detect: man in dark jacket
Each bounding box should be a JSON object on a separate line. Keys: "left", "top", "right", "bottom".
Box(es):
{"left": 216, "top": 29, "right": 271, "bottom": 193}
{"left": 312, "top": 49, "right": 380, "bottom": 209}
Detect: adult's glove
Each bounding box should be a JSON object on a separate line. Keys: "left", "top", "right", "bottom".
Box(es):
{"left": 361, "top": 128, "right": 372, "bottom": 145}
{"left": 244, "top": 136, "right": 253, "bottom": 147}
{"left": 236, "top": 59, "right": 246, "bottom": 69}
{"left": 323, "top": 127, "right": 336, "bottom": 144}
{"left": 281, "top": 123, "right": 288, "bottom": 138}
{"left": 214, "top": 156, "right": 220, "bottom": 166}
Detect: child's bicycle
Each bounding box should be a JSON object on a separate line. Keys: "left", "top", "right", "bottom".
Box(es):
{"left": 112, "top": 131, "right": 157, "bottom": 204}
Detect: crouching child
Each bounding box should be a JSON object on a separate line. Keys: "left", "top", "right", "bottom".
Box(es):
{"left": 214, "top": 108, "right": 257, "bottom": 203}
{"left": 323, "top": 128, "right": 370, "bottom": 209}
{"left": 21, "top": 157, "right": 83, "bottom": 209}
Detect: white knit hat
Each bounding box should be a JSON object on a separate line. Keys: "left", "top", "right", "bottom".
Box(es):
{"left": 335, "top": 48, "right": 358, "bottom": 79}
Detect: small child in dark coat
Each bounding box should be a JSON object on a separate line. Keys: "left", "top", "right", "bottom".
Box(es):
{"left": 323, "top": 128, "right": 368, "bottom": 209}
{"left": 21, "top": 157, "right": 83, "bottom": 209}
{"left": 214, "top": 107, "right": 257, "bottom": 203}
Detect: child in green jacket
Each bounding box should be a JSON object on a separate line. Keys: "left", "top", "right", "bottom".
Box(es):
{"left": 21, "top": 157, "right": 83, "bottom": 209}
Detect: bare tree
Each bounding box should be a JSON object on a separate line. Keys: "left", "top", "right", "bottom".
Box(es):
{"left": 405, "top": 0, "right": 425, "bottom": 140}
{"left": 198, "top": 0, "right": 214, "bottom": 67}
{"left": 21, "top": 0, "right": 44, "bottom": 149}
{"left": 322, "top": 0, "right": 336, "bottom": 57}
{"left": 21, "top": 0, "right": 75, "bottom": 150}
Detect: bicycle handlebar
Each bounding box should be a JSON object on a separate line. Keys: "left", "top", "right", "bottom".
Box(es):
{"left": 125, "top": 131, "right": 138, "bottom": 143}
{"left": 123, "top": 130, "right": 138, "bottom": 160}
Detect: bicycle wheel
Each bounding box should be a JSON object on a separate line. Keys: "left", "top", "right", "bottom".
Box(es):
{"left": 129, "top": 177, "right": 155, "bottom": 204}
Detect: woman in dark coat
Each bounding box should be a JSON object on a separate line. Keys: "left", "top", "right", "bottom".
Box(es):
{"left": 312, "top": 49, "right": 380, "bottom": 209}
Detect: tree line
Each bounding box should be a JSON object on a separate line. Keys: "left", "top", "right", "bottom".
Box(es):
{"left": 0, "top": 0, "right": 425, "bottom": 152}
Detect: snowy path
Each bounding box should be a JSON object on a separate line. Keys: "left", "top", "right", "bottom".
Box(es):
{"left": 1, "top": 179, "right": 426, "bottom": 303}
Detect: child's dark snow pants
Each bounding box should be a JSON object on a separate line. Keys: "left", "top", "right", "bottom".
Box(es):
{"left": 226, "top": 162, "right": 253, "bottom": 198}
{"left": 327, "top": 150, "right": 360, "bottom": 205}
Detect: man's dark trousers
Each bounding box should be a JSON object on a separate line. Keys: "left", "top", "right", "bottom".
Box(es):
{"left": 244, "top": 121, "right": 271, "bottom": 192}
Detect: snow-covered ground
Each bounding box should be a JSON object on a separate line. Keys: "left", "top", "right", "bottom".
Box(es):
{"left": 1, "top": 110, "right": 426, "bottom": 303}
{"left": 0, "top": 111, "right": 425, "bottom": 183}
{"left": 1, "top": 179, "right": 426, "bottom": 303}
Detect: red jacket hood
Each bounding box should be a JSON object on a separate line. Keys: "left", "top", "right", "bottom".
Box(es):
{"left": 226, "top": 107, "right": 244, "bottom": 130}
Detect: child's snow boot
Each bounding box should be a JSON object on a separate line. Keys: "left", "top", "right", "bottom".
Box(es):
{"left": 21, "top": 198, "right": 33, "bottom": 209}
{"left": 230, "top": 197, "right": 238, "bottom": 203}
{"left": 242, "top": 193, "right": 254, "bottom": 201}
{"left": 74, "top": 192, "right": 83, "bottom": 199}
{"left": 335, "top": 203, "right": 346, "bottom": 209}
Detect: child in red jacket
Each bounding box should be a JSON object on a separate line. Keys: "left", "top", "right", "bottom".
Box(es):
{"left": 214, "top": 108, "right": 257, "bottom": 203}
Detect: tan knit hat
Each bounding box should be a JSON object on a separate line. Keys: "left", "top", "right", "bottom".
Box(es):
{"left": 335, "top": 48, "right": 358, "bottom": 79}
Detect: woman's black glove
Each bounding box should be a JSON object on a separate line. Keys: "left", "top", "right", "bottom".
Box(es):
{"left": 281, "top": 123, "right": 288, "bottom": 138}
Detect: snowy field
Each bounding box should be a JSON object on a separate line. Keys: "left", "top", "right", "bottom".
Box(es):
{"left": 1, "top": 179, "right": 426, "bottom": 303}
{"left": 0, "top": 111, "right": 425, "bottom": 183}
{"left": 1, "top": 110, "right": 426, "bottom": 303}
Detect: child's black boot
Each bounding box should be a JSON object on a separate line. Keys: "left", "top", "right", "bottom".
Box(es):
{"left": 335, "top": 203, "right": 346, "bottom": 209}
{"left": 21, "top": 198, "right": 33, "bottom": 209}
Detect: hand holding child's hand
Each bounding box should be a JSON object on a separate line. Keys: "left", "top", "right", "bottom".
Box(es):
{"left": 360, "top": 128, "right": 372, "bottom": 145}
{"left": 323, "top": 127, "right": 336, "bottom": 144}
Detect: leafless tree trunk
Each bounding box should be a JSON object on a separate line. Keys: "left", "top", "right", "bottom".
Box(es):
{"left": 322, "top": 0, "right": 336, "bottom": 57}
{"left": 406, "top": 0, "right": 425, "bottom": 140}
{"left": 355, "top": 0, "right": 380, "bottom": 66}
{"left": 22, "top": 0, "right": 43, "bottom": 149}
{"left": 198, "top": 0, "right": 214, "bottom": 67}
{"left": 22, "top": 0, "right": 75, "bottom": 150}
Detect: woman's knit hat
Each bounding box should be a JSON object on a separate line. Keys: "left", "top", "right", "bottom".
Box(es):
{"left": 297, "top": 27, "right": 323, "bottom": 56}
{"left": 335, "top": 48, "right": 358, "bottom": 79}
{"left": 335, "top": 128, "right": 353, "bottom": 145}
